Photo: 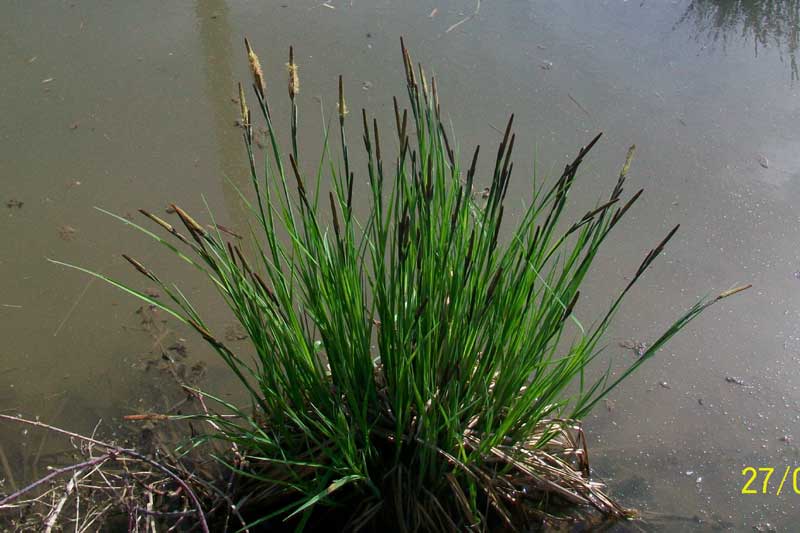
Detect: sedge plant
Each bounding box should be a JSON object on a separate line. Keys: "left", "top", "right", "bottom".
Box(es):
{"left": 53, "top": 39, "right": 748, "bottom": 531}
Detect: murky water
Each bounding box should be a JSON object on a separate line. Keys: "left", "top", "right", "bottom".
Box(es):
{"left": 2, "top": 0, "right": 799, "bottom": 529}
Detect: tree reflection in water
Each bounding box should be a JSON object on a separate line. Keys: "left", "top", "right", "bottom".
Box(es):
{"left": 678, "top": 0, "right": 799, "bottom": 81}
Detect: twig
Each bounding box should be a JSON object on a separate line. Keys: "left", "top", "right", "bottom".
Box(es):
{"left": 74, "top": 471, "right": 81, "bottom": 532}
{"left": 78, "top": 502, "right": 112, "bottom": 532}
{"left": 180, "top": 386, "right": 250, "bottom": 532}
{"left": 53, "top": 271, "right": 99, "bottom": 336}
{"left": 135, "top": 507, "right": 196, "bottom": 517}
{"left": 0, "top": 454, "right": 110, "bottom": 506}
{"left": 0, "top": 443, "right": 17, "bottom": 492}
{"left": 488, "top": 122, "right": 504, "bottom": 136}
{"left": 567, "top": 93, "right": 592, "bottom": 120}
{"left": 0, "top": 414, "right": 210, "bottom": 533}
{"left": 44, "top": 468, "right": 84, "bottom": 532}
{"left": 146, "top": 489, "right": 157, "bottom": 532}
{"left": 33, "top": 395, "right": 70, "bottom": 479}
{"left": 445, "top": 0, "right": 481, "bottom": 33}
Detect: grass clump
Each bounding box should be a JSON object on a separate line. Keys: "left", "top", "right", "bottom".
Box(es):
{"left": 56, "top": 39, "right": 747, "bottom": 531}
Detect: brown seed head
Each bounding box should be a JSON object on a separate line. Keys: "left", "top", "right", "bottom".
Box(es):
{"left": 122, "top": 254, "right": 157, "bottom": 283}
{"left": 338, "top": 75, "right": 348, "bottom": 120}
{"left": 244, "top": 38, "right": 266, "bottom": 98}
{"left": 287, "top": 46, "right": 299, "bottom": 98}
{"left": 171, "top": 204, "right": 207, "bottom": 237}
{"left": 187, "top": 317, "right": 219, "bottom": 346}
{"left": 717, "top": 283, "right": 752, "bottom": 300}
{"left": 419, "top": 65, "right": 429, "bottom": 95}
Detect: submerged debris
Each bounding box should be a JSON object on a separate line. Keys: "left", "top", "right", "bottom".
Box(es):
{"left": 619, "top": 339, "right": 648, "bottom": 358}
{"left": 167, "top": 340, "right": 189, "bottom": 358}
{"left": 143, "top": 287, "right": 160, "bottom": 299}
{"left": 224, "top": 323, "right": 248, "bottom": 341}
{"left": 58, "top": 225, "right": 77, "bottom": 241}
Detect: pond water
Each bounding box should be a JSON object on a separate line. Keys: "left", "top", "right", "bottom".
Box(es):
{"left": 2, "top": 0, "right": 799, "bottom": 530}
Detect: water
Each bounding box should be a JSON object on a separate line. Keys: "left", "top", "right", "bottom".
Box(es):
{"left": 2, "top": 0, "right": 799, "bottom": 529}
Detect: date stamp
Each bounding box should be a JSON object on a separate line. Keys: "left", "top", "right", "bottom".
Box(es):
{"left": 741, "top": 467, "right": 800, "bottom": 495}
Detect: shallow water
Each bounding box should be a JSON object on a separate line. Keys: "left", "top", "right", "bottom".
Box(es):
{"left": 2, "top": 0, "right": 799, "bottom": 529}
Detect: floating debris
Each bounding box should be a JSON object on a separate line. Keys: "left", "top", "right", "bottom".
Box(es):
{"left": 779, "top": 435, "right": 792, "bottom": 444}
{"left": 724, "top": 376, "right": 746, "bottom": 385}
{"left": 361, "top": 80, "right": 373, "bottom": 91}
{"left": 5, "top": 199, "right": 23, "bottom": 209}
{"left": 567, "top": 93, "right": 592, "bottom": 120}
{"left": 540, "top": 60, "right": 553, "bottom": 70}
{"left": 445, "top": 0, "right": 481, "bottom": 33}
{"left": 659, "top": 381, "right": 671, "bottom": 389}
{"left": 783, "top": 335, "right": 800, "bottom": 351}
{"left": 756, "top": 154, "right": 769, "bottom": 169}
{"left": 68, "top": 121, "right": 80, "bottom": 130}
{"left": 754, "top": 522, "right": 777, "bottom": 533}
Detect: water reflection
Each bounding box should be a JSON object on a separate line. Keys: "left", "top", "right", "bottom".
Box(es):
{"left": 195, "top": 0, "right": 251, "bottom": 226}
{"left": 678, "top": 0, "right": 799, "bottom": 80}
